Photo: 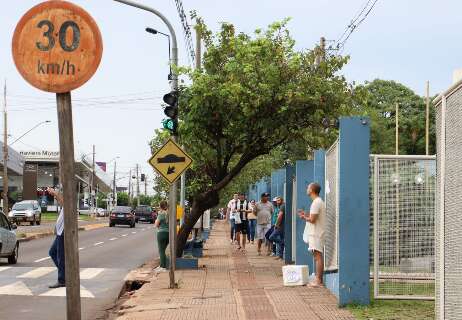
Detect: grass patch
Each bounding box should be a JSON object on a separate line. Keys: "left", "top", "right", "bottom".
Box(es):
{"left": 41, "top": 212, "right": 92, "bottom": 221}
{"left": 347, "top": 285, "right": 434, "bottom": 320}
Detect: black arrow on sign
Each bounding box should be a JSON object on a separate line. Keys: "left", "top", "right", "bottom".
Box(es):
{"left": 167, "top": 166, "right": 176, "bottom": 175}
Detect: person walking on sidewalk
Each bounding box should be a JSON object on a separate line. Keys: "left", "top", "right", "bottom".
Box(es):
{"left": 247, "top": 199, "right": 257, "bottom": 244}
{"left": 227, "top": 193, "right": 239, "bottom": 244}
{"left": 254, "top": 192, "right": 274, "bottom": 256}
{"left": 298, "top": 183, "right": 326, "bottom": 287}
{"left": 234, "top": 193, "right": 252, "bottom": 252}
{"left": 269, "top": 197, "right": 285, "bottom": 261}
{"left": 154, "top": 201, "right": 169, "bottom": 272}
{"left": 47, "top": 187, "right": 65, "bottom": 288}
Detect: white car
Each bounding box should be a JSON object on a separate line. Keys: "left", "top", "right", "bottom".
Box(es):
{"left": 8, "top": 200, "right": 42, "bottom": 226}
{"left": 0, "top": 211, "right": 18, "bottom": 264}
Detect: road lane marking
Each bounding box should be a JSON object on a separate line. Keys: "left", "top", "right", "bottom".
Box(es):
{"left": 34, "top": 257, "right": 51, "bottom": 263}
{"left": 141, "top": 228, "right": 146, "bottom": 231}
{"left": 131, "top": 231, "right": 137, "bottom": 234}
{"left": 122, "top": 234, "right": 128, "bottom": 237}
{"left": 0, "top": 267, "right": 11, "bottom": 273}
{"left": 109, "top": 237, "right": 117, "bottom": 241}
{"left": 79, "top": 247, "right": 86, "bottom": 251}
{"left": 40, "top": 285, "right": 94, "bottom": 298}
{"left": 17, "top": 267, "right": 55, "bottom": 279}
{"left": 0, "top": 281, "right": 33, "bottom": 296}
{"left": 80, "top": 268, "right": 104, "bottom": 280}
{"left": 93, "top": 242, "right": 104, "bottom": 246}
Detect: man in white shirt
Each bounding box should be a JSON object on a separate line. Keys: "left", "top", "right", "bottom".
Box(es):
{"left": 253, "top": 192, "right": 274, "bottom": 256}
{"left": 298, "top": 182, "right": 325, "bottom": 287}
{"left": 47, "top": 187, "right": 66, "bottom": 288}
{"left": 227, "top": 193, "right": 239, "bottom": 243}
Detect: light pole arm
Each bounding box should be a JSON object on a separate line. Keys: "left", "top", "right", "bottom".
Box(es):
{"left": 10, "top": 120, "right": 50, "bottom": 146}
{"left": 113, "top": 0, "right": 178, "bottom": 91}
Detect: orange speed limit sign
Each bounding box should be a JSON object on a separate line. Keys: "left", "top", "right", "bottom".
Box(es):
{"left": 12, "top": 1, "right": 103, "bottom": 93}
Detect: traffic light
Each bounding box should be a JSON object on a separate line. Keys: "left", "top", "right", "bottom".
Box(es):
{"left": 162, "top": 91, "right": 178, "bottom": 134}
{"left": 140, "top": 174, "right": 145, "bottom": 182}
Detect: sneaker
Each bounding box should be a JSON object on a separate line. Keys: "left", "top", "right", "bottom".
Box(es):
{"left": 48, "top": 282, "right": 65, "bottom": 289}
{"left": 158, "top": 268, "right": 168, "bottom": 273}
{"left": 153, "top": 266, "right": 162, "bottom": 272}
{"left": 270, "top": 253, "right": 276, "bottom": 257}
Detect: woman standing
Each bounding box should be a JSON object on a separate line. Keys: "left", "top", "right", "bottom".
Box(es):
{"left": 247, "top": 199, "right": 257, "bottom": 244}
{"left": 154, "top": 201, "right": 169, "bottom": 272}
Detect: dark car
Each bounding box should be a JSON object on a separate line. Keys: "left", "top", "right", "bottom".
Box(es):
{"left": 109, "top": 206, "right": 135, "bottom": 228}
{"left": 134, "top": 205, "right": 156, "bottom": 224}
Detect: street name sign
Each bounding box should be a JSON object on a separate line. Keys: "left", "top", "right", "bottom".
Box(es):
{"left": 149, "top": 138, "right": 193, "bottom": 184}
{"left": 12, "top": 0, "right": 103, "bottom": 93}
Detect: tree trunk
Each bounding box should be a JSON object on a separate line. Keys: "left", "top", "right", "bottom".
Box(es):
{"left": 176, "top": 189, "right": 219, "bottom": 257}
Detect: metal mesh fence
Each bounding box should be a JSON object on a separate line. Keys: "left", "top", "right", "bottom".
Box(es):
{"left": 324, "top": 140, "right": 339, "bottom": 271}
{"left": 373, "top": 155, "right": 436, "bottom": 300}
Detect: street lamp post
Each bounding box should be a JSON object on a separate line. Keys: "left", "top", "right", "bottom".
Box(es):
{"left": 107, "top": 156, "right": 120, "bottom": 210}
{"left": 114, "top": 0, "right": 179, "bottom": 289}
{"left": 9, "top": 120, "right": 51, "bottom": 146}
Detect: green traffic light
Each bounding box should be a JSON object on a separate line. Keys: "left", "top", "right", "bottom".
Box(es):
{"left": 162, "top": 119, "right": 177, "bottom": 132}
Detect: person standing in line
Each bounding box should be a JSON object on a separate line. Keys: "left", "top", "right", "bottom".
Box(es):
{"left": 227, "top": 193, "right": 239, "bottom": 244}
{"left": 254, "top": 192, "right": 274, "bottom": 256}
{"left": 234, "top": 193, "right": 252, "bottom": 252}
{"left": 298, "top": 182, "right": 326, "bottom": 287}
{"left": 154, "top": 201, "right": 169, "bottom": 272}
{"left": 47, "top": 187, "right": 65, "bottom": 288}
{"left": 272, "top": 197, "right": 285, "bottom": 261}
{"left": 247, "top": 199, "right": 257, "bottom": 244}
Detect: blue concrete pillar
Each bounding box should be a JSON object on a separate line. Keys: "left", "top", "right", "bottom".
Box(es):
{"left": 283, "top": 165, "right": 295, "bottom": 263}
{"left": 323, "top": 117, "right": 370, "bottom": 306}
{"left": 294, "top": 160, "right": 315, "bottom": 272}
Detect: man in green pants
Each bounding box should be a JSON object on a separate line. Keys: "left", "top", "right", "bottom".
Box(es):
{"left": 154, "top": 201, "right": 169, "bottom": 272}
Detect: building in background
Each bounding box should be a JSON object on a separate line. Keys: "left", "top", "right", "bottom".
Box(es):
{"left": 0, "top": 141, "right": 25, "bottom": 208}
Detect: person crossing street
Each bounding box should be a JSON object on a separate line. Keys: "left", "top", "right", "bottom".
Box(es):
{"left": 47, "top": 187, "right": 65, "bottom": 288}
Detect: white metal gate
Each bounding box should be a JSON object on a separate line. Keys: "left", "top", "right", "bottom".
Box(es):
{"left": 372, "top": 155, "right": 436, "bottom": 300}
{"left": 324, "top": 140, "right": 339, "bottom": 271}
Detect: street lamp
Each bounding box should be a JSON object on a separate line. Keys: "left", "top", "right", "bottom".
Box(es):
{"left": 146, "top": 27, "right": 172, "bottom": 80}
{"left": 9, "top": 120, "right": 51, "bottom": 145}
{"left": 107, "top": 156, "right": 120, "bottom": 209}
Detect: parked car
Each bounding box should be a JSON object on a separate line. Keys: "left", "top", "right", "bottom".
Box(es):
{"left": 134, "top": 205, "right": 156, "bottom": 224}
{"left": 109, "top": 206, "right": 136, "bottom": 228}
{"left": 8, "top": 200, "right": 42, "bottom": 226}
{"left": 0, "top": 211, "right": 19, "bottom": 264}
{"left": 96, "top": 208, "right": 107, "bottom": 217}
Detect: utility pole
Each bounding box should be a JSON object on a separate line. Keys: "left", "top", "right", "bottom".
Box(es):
{"left": 144, "top": 174, "right": 147, "bottom": 196}
{"left": 114, "top": 0, "right": 179, "bottom": 289}
{"left": 2, "top": 80, "right": 8, "bottom": 213}
{"left": 395, "top": 103, "right": 399, "bottom": 155}
{"left": 89, "top": 145, "right": 95, "bottom": 214}
{"left": 113, "top": 160, "right": 117, "bottom": 207}
{"left": 128, "top": 169, "right": 132, "bottom": 205}
{"left": 425, "top": 81, "right": 430, "bottom": 155}
{"left": 136, "top": 164, "right": 140, "bottom": 206}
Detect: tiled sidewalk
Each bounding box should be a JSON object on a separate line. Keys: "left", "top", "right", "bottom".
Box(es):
{"left": 115, "top": 220, "right": 355, "bottom": 320}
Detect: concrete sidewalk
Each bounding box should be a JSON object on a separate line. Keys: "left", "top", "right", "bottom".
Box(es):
{"left": 115, "top": 220, "right": 355, "bottom": 320}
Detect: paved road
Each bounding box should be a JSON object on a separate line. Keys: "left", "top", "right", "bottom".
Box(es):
{"left": 16, "top": 217, "right": 109, "bottom": 235}
{"left": 0, "top": 223, "right": 158, "bottom": 320}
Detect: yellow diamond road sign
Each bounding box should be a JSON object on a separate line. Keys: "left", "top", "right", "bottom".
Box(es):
{"left": 148, "top": 138, "right": 193, "bottom": 184}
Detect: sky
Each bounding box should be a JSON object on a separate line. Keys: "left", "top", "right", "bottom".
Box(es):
{"left": 0, "top": 0, "right": 460, "bottom": 192}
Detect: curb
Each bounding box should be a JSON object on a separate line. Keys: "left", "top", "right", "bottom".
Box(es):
{"left": 17, "top": 223, "right": 107, "bottom": 243}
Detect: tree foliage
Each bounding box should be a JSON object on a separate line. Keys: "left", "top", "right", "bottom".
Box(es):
{"left": 116, "top": 192, "right": 129, "bottom": 206}
{"left": 154, "top": 19, "right": 354, "bottom": 255}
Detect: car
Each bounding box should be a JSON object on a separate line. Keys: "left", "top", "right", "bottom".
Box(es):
{"left": 96, "top": 208, "right": 107, "bottom": 217}
{"left": 109, "top": 206, "right": 135, "bottom": 228}
{"left": 134, "top": 205, "right": 156, "bottom": 224}
{"left": 8, "top": 200, "right": 42, "bottom": 226}
{"left": 0, "top": 211, "right": 19, "bottom": 264}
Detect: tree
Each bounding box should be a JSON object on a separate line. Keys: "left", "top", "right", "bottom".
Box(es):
{"left": 96, "top": 192, "right": 108, "bottom": 209}
{"left": 354, "top": 79, "right": 436, "bottom": 155}
{"left": 117, "top": 192, "right": 129, "bottom": 206}
{"left": 163, "top": 19, "right": 352, "bottom": 256}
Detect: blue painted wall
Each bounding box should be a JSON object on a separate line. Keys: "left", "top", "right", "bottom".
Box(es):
{"left": 283, "top": 165, "right": 295, "bottom": 263}
{"left": 337, "top": 116, "right": 370, "bottom": 306}
{"left": 295, "top": 160, "right": 314, "bottom": 272}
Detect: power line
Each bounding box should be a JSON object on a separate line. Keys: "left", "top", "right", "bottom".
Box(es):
{"left": 329, "top": 0, "right": 379, "bottom": 54}
{"left": 174, "top": 0, "right": 195, "bottom": 65}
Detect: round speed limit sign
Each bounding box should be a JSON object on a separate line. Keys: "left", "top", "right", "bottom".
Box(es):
{"left": 12, "top": 1, "right": 103, "bottom": 93}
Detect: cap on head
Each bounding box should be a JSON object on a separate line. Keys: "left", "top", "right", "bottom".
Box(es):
{"left": 261, "top": 192, "right": 270, "bottom": 198}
